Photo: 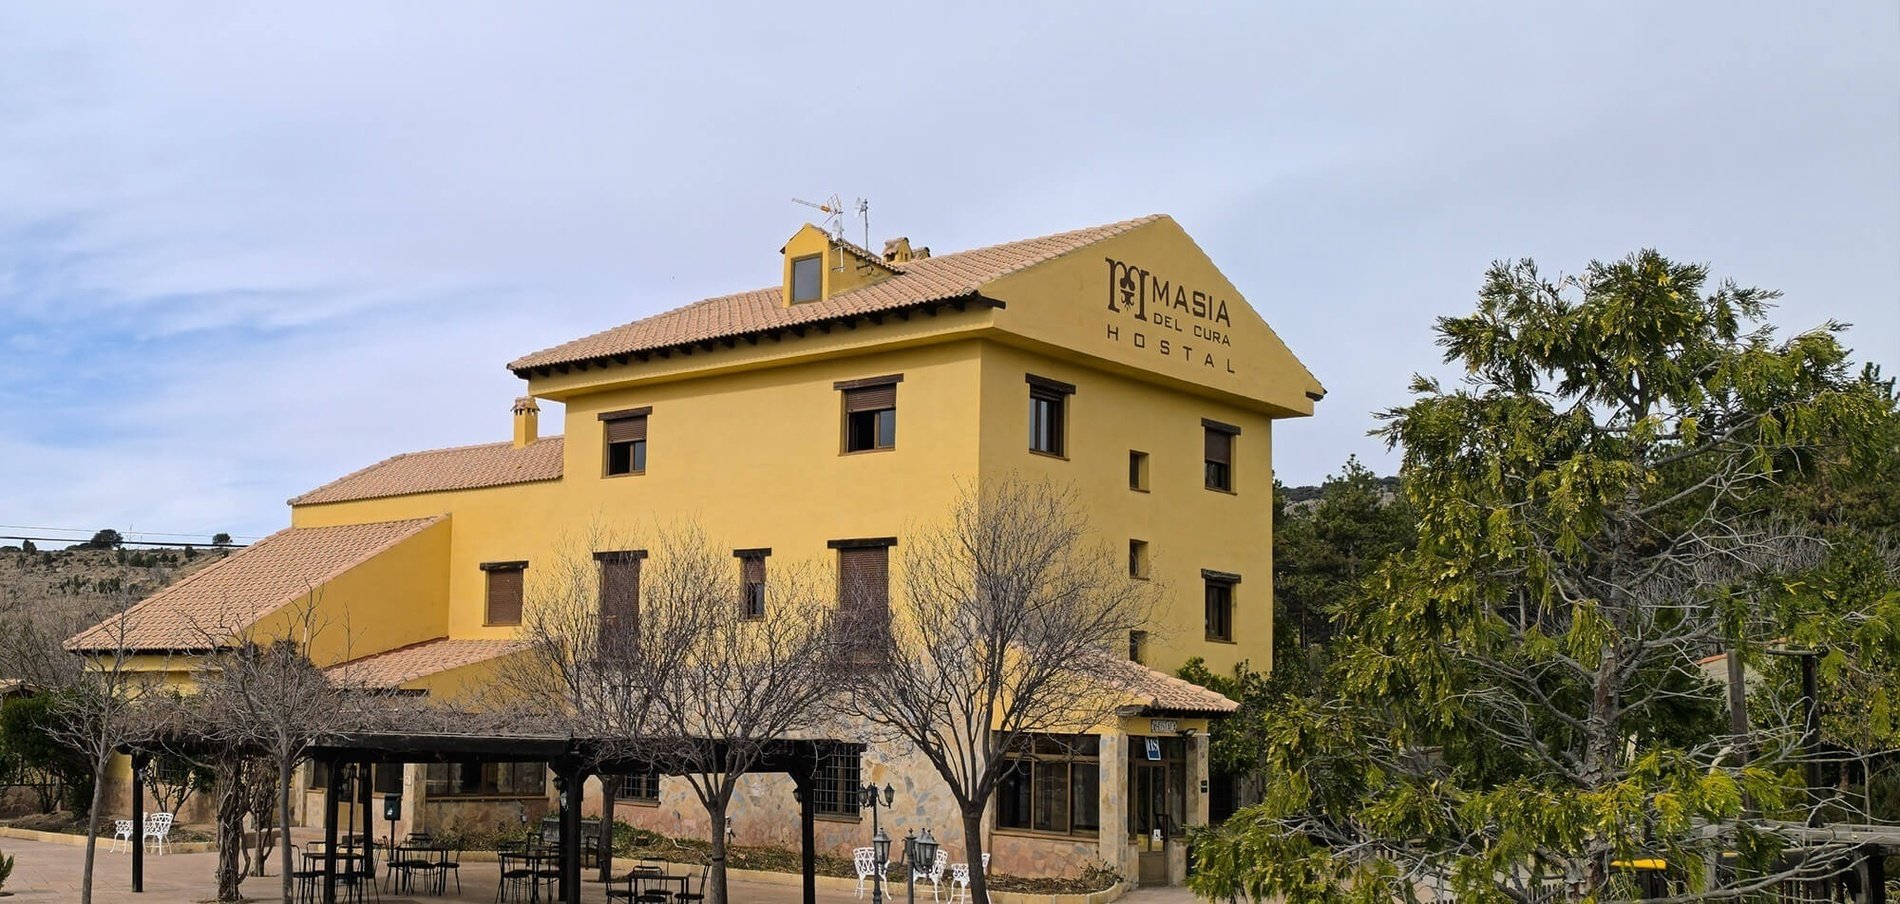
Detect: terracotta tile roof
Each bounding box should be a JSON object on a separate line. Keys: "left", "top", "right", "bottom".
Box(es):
{"left": 326, "top": 637, "right": 526, "bottom": 689}
{"left": 508, "top": 215, "right": 1165, "bottom": 373}
{"left": 290, "top": 437, "right": 563, "bottom": 505}
{"left": 1097, "top": 657, "right": 1240, "bottom": 715}
{"left": 66, "top": 517, "right": 443, "bottom": 651}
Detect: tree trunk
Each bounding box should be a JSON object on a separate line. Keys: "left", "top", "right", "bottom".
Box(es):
{"left": 79, "top": 752, "right": 110, "bottom": 904}
{"left": 961, "top": 807, "right": 991, "bottom": 904}
{"left": 279, "top": 756, "right": 296, "bottom": 904}
{"left": 706, "top": 794, "right": 730, "bottom": 904}
{"left": 214, "top": 756, "right": 248, "bottom": 902}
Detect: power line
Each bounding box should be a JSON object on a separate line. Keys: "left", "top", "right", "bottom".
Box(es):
{"left": 0, "top": 524, "right": 262, "bottom": 541}
{"left": 0, "top": 534, "right": 249, "bottom": 549}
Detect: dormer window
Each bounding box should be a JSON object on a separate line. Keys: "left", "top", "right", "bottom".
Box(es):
{"left": 791, "top": 255, "right": 823, "bottom": 303}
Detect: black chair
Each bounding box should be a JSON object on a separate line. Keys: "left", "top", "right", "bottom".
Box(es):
{"left": 290, "top": 844, "right": 326, "bottom": 904}
{"left": 674, "top": 863, "right": 710, "bottom": 903}
{"left": 496, "top": 850, "right": 536, "bottom": 903}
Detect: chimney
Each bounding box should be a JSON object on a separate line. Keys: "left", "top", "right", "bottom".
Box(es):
{"left": 882, "top": 237, "right": 914, "bottom": 264}
{"left": 512, "top": 396, "right": 540, "bottom": 448}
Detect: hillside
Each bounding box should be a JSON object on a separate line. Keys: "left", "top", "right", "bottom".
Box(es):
{"left": 0, "top": 545, "right": 225, "bottom": 645}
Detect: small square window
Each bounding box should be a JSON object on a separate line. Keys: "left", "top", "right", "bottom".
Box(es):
{"left": 1128, "top": 539, "right": 1149, "bottom": 579}
{"left": 792, "top": 255, "right": 823, "bottom": 303}
{"left": 1129, "top": 451, "right": 1150, "bottom": 491}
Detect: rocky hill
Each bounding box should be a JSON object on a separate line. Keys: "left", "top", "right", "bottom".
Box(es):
{"left": 0, "top": 544, "right": 225, "bottom": 644}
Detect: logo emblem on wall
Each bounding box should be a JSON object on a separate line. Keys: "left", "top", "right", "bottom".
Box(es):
{"left": 1103, "top": 257, "right": 1237, "bottom": 373}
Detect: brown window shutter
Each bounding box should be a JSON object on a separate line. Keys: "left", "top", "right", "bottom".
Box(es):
{"left": 486, "top": 568, "right": 524, "bottom": 626}
{"left": 843, "top": 384, "right": 896, "bottom": 412}
{"left": 599, "top": 556, "right": 640, "bottom": 637}
{"left": 604, "top": 416, "right": 647, "bottom": 444}
{"left": 1204, "top": 428, "right": 1232, "bottom": 465}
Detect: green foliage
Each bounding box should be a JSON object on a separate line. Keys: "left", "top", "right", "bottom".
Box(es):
{"left": 0, "top": 694, "right": 94, "bottom": 813}
{"left": 0, "top": 845, "right": 13, "bottom": 890}
{"left": 1191, "top": 251, "right": 1900, "bottom": 902}
{"left": 86, "top": 529, "right": 122, "bottom": 550}
{"left": 211, "top": 532, "right": 232, "bottom": 547}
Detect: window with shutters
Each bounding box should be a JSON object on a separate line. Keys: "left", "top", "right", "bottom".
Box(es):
{"left": 1203, "top": 419, "right": 1239, "bottom": 492}
{"left": 836, "top": 376, "right": 900, "bottom": 453}
{"left": 736, "top": 549, "right": 768, "bottom": 619}
{"left": 482, "top": 562, "right": 526, "bottom": 626}
{"left": 832, "top": 540, "right": 893, "bottom": 649}
{"left": 1203, "top": 570, "right": 1239, "bottom": 642}
{"left": 1026, "top": 374, "right": 1075, "bottom": 458}
{"left": 596, "top": 550, "right": 644, "bottom": 656}
{"left": 601, "top": 407, "right": 651, "bottom": 476}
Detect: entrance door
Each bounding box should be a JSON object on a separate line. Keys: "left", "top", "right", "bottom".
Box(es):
{"left": 1128, "top": 737, "right": 1186, "bottom": 885}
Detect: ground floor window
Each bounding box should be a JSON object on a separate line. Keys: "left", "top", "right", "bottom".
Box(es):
{"left": 995, "top": 734, "right": 1100, "bottom": 836}
{"left": 811, "top": 743, "right": 861, "bottom": 818}
{"left": 424, "top": 762, "right": 547, "bottom": 798}
{"left": 617, "top": 770, "right": 662, "bottom": 804}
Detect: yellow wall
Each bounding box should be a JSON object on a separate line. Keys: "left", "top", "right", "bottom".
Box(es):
{"left": 244, "top": 517, "right": 452, "bottom": 666}
{"left": 974, "top": 341, "right": 1273, "bottom": 675}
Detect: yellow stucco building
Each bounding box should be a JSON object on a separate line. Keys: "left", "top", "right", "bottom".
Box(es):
{"left": 70, "top": 213, "right": 1321, "bottom": 887}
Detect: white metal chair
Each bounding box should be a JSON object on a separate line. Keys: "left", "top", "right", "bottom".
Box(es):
{"left": 949, "top": 853, "right": 990, "bottom": 903}
{"left": 142, "top": 811, "right": 175, "bottom": 855}
{"left": 109, "top": 819, "right": 134, "bottom": 853}
{"left": 913, "top": 849, "right": 948, "bottom": 901}
{"left": 853, "top": 846, "right": 883, "bottom": 899}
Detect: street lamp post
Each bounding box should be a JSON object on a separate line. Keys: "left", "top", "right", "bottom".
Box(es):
{"left": 860, "top": 782, "right": 895, "bottom": 904}
{"left": 902, "top": 827, "right": 939, "bottom": 904}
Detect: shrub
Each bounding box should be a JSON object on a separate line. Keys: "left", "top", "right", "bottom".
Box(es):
{"left": 0, "top": 845, "right": 13, "bottom": 890}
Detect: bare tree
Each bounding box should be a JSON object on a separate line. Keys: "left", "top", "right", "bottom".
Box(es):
{"left": 846, "top": 477, "right": 1158, "bottom": 904}
{"left": 506, "top": 523, "right": 841, "bottom": 904}
{"left": 189, "top": 602, "right": 356, "bottom": 904}
{"left": 41, "top": 607, "right": 166, "bottom": 904}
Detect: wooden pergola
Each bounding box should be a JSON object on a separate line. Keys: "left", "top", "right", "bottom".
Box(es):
{"left": 126, "top": 731, "right": 859, "bottom": 904}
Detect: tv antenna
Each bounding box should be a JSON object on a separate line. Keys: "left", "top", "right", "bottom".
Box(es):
{"left": 792, "top": 194, "right": 872, "bottom": 254}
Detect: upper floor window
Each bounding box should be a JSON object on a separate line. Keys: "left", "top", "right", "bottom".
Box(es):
{"left": 735, "top": 548, "right": 769, "bottom": 619}
{"left": 482, "top": 561, "right": 527, "bottom": 626}
{"left": 1128, "top": 539, "right": 1150, "bottom": 579}
{"left": 596, "top": 550, "right": 645, "bottom": 656}
{"left": 791, "top": 254, "right": 823, "bottom": 303}
{"left": 1204, "top": 569, "right": 1240, "bottom": 642}
{"left": 1129, "top": 450, "right": 1150, "bottom": 492}
{"left": 832, "top": 538, "right": 894, "bottom": 650}
{"left": 1203, "top": 419, "right": 1239, "bottom": 492}
{"left": 1128, "top": 630, "right": 1148, "bottom": 665}
{"left": 1026, "top": 375, "right": 1075, "bottom": 458}
{"left": 836, "top": 376, "right": 901, "bottom": 453}
{"left": 601, "top": 407, "right": 651, "bottom": 476}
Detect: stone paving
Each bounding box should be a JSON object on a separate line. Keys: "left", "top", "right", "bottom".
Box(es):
{"left": 0, "top": 835, "right": 1202, "bottom": 903}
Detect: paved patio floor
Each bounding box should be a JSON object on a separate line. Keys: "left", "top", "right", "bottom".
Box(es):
{"left": 0, "top": 835, "right": 1201, "bottom": 903}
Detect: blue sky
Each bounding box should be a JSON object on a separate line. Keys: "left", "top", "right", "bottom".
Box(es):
{"left": 2, "top": 3, "right": 1896, "bottom": 542}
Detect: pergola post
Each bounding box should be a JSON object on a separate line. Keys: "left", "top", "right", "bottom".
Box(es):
{"left": 357, "top": 761, "right": 375, "bottom": 882}
{"left": 322, "top": 754, "right": 340, "bottom": 904}
{"left": 597, "top": 774, "right": 618, "bottom": 884}
{"left": 556, "top": 760, "right": 586, "bottom": 904}
{"left": 130, "top": 751, "right": 148, "bottom": 893}
{"left": 791, "top": 763, "right": 817, "bottom": 904}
